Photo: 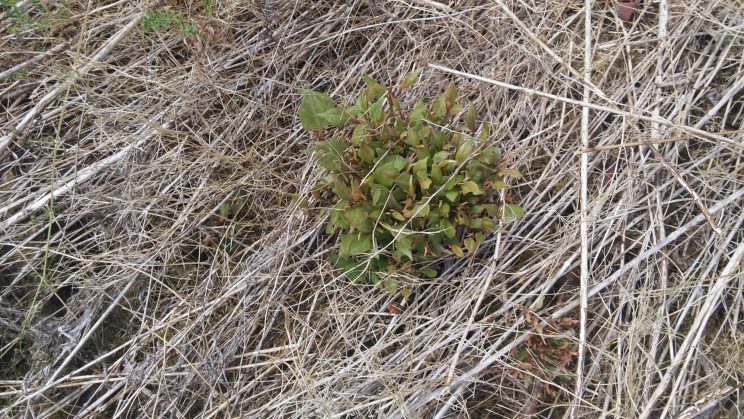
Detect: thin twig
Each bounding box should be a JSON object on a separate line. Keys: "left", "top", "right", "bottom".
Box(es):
{"left": 427, "top": 64, "right": 739, "bottom": 146}
{"left": 572, "top": 0, "right": 593, "bottom": 414}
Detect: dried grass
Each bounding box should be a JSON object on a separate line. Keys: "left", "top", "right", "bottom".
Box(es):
{"left": 1, "top": 0, "right": 743, "bottom": 417}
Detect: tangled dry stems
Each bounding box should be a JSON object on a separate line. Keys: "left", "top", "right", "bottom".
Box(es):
{"left": 1, "top": 0, "right": 743, "bottom": 417}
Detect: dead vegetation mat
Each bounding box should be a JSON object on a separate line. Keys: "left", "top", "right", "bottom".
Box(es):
{"left": 1, "top": 0, "right": 743, "bottom": 417}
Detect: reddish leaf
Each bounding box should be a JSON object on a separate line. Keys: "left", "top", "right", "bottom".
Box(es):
{"left": 616, "top": 1, "right": 638, "bottom": 22}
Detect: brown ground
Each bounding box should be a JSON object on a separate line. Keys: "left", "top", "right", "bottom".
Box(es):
{"left": 1, "top": 1, "right": 743, "bottom": 417}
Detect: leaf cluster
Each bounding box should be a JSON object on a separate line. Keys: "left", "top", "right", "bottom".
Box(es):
{"left": 142, "top": 9, "right": 196, "bottom": 36}
{"left": 511, "top": 307, "right": 578, "bottom": 395}
{"left": 301, "top": 72, "right": 524, "bottom": 290}
{"left": 1, "top": 0, "right": 61, "bottom": 35}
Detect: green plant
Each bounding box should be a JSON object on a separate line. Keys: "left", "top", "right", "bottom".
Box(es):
{"left": 142, "top": 9, "right": 196, "bottom": 36}
{"left": 301, "top": 72, "right": 524, "bottom": 292}
{"left": 1, "top": 0, "right": 26, "bottom": 23}
{"left": 1, "top": 0, "right": 57, "bottom": 35}
{"left": 2, "top": 67, "right": 28, "bottom": 82}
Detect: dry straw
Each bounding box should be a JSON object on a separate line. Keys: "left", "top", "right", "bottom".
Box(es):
{"left": 1, "top": 0, "right": 742, "bottom": 417}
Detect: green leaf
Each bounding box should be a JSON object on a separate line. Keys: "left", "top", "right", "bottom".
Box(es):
{"left": 395, "top": 172, "right": 410, "bottom": 194}
{"left": 412, "top": 157, "right": 428, "bottom": 179}
{"left": 389, "top": 95, "right": 402, "bottom": 112}
{"left": 390, "top": 188, "right": 407, "bottom": 206}
{"left": 430, "top": 163, "right": 442, "bottom": 184}
{"left": 383, "top": 278, "right": 397, "bottom": 295}
{"left": 403, "top": 202, "right": 430, "bottom": 219}
{"left": 340, "top": 233, "right": 372, "bottom": 257}
{"left": 344, "top": 206, "right": 370, "bottom": 231}
{"left": 433, "top": 151, "right": 450, "bottom": 164}
{"left": 317, "top": 107, "right": 350, "bottom": 127}
{"left": 363, "top": 82, "right": 386, "bottom": 105}
{"left": 503, "top": 204, "right": 525, "bottom": 224}
{"left": 299, "top": 89, "right": 337, "bottom": 131}
{"left": 374, "top": 162, "right": 400, "bottom": 188}
{"left": 290, "top": 194, "right": 309, "bottom": 209}
{"left": 372, "top": 256, "right": 389, "bottom": 271}
{"left": 451, "top": 244, "right": 465, "bottom": 257}
{"left": 219, "top": 202, "right": 229, "bottom": 218}
{"left": 455, "top": 141, "right": 474, "bottom": 164}
{"left": 444, "top": 190, "right": 459, "bottom": 202}
{"left": 351, "top": 126, "right": 367, "bottom": 145}
{"left": 463, "top": 237, "right": 476, "bottom": 253}
{"left": 369, "top": 96, "right": 386, "bottom": 125}
{"left": 311, "top": 138, "right": 347, "bottom": 171}
{"left": 359, "top": 144, "right": 374, "bottom": 163}
{"left": 420, "top": 268, "right": 438, "bottom": 278}
{"left": 481, "top": 145, "right": 501, "bottom": 163}
{"left": 404, "top": 128, "right": 421, "bottom": 146}
{"left": 330, "top": 255, "right": 366, "bottom": 282}
{"left": 462, "top": 180, "right": 483, "bottom": 196}
{"left": 449, "top": 103, "right": 463, "bottom": 116}
{"left": 371, "top": 183, "right": 389, "bottom": 206}
{"left": 362, "top": 75, "right": 383, "bottom": 90}
{"left": 432, "top": 95, "right": 447, "bottom": 117}
{"left": 427, "top": 212, "right": 441, "bottom": 226}
{"left": 418, "top": 177, "right": 432, "bottom": 190}
{"left": 394, "top": 118, "right": 406, "bottom": 134}
{"left": 332, "top": 178, "right": 352, "bottom": 201}
{"left": 143, "top": 10, "right": 179, "bottom": 31}
{"left": 479, "top": 121, "right": 490, "bottom": 142}
{"left": 500, "top": 167, "right": 523, "bottom": 180}
{"left": 482, "top": 217, "right": 496, "bottom": 230}
{"left": 444, "top": 84, "right": 458, "bottom": 108}
{"left": 409, "top": 101, "right": 427, "bottom": 123}
{"left": 401, "top": 68, "right": 421, "bottom": 89}
{"left": 395, "top": 235, "right": 414, "bottom": 260}
{"left": 445, "top": 174, "right": 463, "bottom": 190}
{"left": 469, "top": 218, "right": 482, "bottom": 229}
{"left": 431, "top": 131, "right": 445, "bottom": 149}
{"left": 483, "top": 204, "right": 498, "bottom": 217}
{"left": 348, "top": 98, "right": 364, "bottom": 117}
{"left": 475, "top": 232, "right": 484, "bottom": 244}
{"left": 465, "top": 103, "right": 476, "bottom": 131}
{"left": 389, "top": 155, "right": 407, "bottom": 172}
{"left": 438, "top": 202, "right": 450, "bottom": 216}
{"left": 441, "top": 219, "right": 456, "bottom": 238}
{"left": 415, "top": 202, "right": 430, "bottom": 218}
{"left": 329, "top": 200, "right": 348, "bottom": 230}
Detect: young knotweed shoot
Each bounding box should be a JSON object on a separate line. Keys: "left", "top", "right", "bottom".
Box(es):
{"left": 301, "top": 72, "right": 524, "bottom": 293}
{"left": 142, "top": 9, "right": 197, "bottom": 36}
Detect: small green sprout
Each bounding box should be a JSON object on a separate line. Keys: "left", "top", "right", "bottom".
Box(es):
{"left": 142, "top": 9, "right": 196, "bottom": 37}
